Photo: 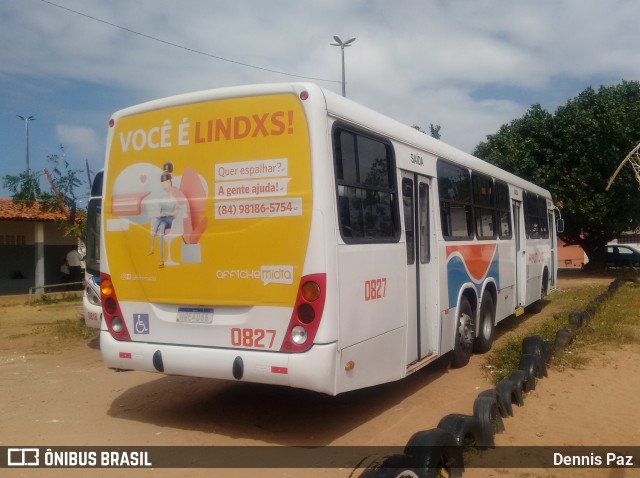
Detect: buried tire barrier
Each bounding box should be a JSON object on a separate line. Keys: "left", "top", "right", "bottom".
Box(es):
{"left": 478, "top": 389, "right": 509, "bottom": 418}
{"left": 518, "top": 353, "right": 538, "bottom": 391}
{"left": 522, "top": 336, "right": 548, "bottom": 378}
{"left": 554, "top": 328, "right": 573, "bottom": 347}
{"left": 404, "top": 428, "right": 464, "bottom": 478}
{"left": 436, "top": 413, "right": 483, "bottom": 447}
{"left": 358, "top": 454, "right": 422, "bottom": 478}
{"left": 542, "top": 340, "right": 554, "bottom": 365}
{"left": 507, "top": 370, "right": 527, "bottom": 405}
{"left": 495, "top": 379, "right": 519, "bottom": 415}
{"left": 473, "top": 396, "right": 504, "bottom": 448}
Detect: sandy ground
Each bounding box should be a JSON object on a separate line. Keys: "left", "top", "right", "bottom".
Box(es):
{"left": 0, "top": 272, "right": 638, "bottom": 477}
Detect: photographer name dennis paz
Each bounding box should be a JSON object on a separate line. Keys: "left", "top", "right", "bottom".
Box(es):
{"left": 554, "top": 452, "right": 635, "bottom": 467}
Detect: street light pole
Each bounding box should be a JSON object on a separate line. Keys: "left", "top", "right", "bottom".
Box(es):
{"left": 330, "top": 35, "right": 356, "bottom": 97}
{"left": 17, "top": 115, "right": 36, "bottom": 172}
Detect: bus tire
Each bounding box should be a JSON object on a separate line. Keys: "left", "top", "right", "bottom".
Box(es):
{"left": 451, "top": 296, "right": 475, "bottom": 368}
{"left": 518, "top": 353, "right": 537, "bottom": 391}
{"left": 359, "top": 454, "right": 422, "bottom": 478}
{"left": 473, "top": 396, "right": 505, "bottom": 448}
{"left": 437, "top": 413, "right": 483, "bottom": 448}
{"left": 507, "top": 370, "right": 526, "bottom": 406}
{"left": 474, "top": 293, "right": 495, "bottom": 354}
{"left": 404, "top": 428, "right": 464, "bottom": 478}
{"left": 495, "top": 379, "right": 516, "bottom": 416}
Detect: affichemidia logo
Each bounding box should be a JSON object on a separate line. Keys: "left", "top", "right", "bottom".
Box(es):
{"left": 260, "top": 265, "right": 293, "bottom": 285}
{"left": 7, "top": 448, "right": 39, "bottom": 466}
{"left": 216, "top": 265, "right": 293, "bottom": 285}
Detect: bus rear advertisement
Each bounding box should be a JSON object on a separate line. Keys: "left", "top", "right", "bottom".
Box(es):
{"left": 98, "top": 83, "right": 558, "bottom": 395}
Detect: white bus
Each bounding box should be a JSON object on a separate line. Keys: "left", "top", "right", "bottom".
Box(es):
{"left": 99, "top": 83, "right": 558, "bottom": 395}
{"left": 83, "top": 170, "right": 103, "bottom": 329}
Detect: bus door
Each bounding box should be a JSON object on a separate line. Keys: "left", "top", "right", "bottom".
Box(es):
{"left": 548, "top": 210, "right": 557, "bottom": 289}
{"left": 402, "top": 172, "right": 436, "bottom": 365}
{"left": 512, "top": 199, "right": 527, "bottom": 309}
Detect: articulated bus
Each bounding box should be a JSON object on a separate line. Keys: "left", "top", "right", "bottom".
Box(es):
{"left": 98, "top": 83, "right": 558, "bottom": 395}
{"left": 83, "top": 170, "right": 103, "bottom": 329}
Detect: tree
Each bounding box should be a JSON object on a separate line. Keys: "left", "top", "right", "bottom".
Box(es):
{"left": 2, "top": 170, "right": 42, "bottom": 204}
{"left": 474, "top": 81, "right": 640, "bottom": 269}
{"left": 429, "top": 123, "right": 441, "bottom": 140}
{"left": 41, "top": 146, "right": 87, "bottom": 243}
{"left": 2, "top": 145, "right": 87, "bottom": 242}
{"left": 412, "top": 123, "right": 442, "bottom": 139}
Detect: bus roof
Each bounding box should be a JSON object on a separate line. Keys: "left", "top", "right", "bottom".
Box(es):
{"left": 109, "top": 82, "right": 552, "bottom": 199}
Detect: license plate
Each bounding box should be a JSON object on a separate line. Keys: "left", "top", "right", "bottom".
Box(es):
{"left": 177, "top": 307, "right": 214, "bottom": 324}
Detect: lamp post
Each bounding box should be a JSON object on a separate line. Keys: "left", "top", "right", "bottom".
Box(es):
{"left": 330, "top": 35, "right": 356, "bottom": 97}
{"left": 17, "top": 115, "right": 36, "bottom": 172}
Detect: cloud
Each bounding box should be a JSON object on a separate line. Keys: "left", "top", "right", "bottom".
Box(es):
{"left": 1, "top": 0, "right": 640, "bottom": 159}
{"left": 55, "top": 124, "right": 103, "bottom": 160}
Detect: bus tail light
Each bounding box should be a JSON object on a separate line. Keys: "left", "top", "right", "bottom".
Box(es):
{"left": 281, "top": 273, "right": 326, "bottom": 353}
{"left": 100, "top": 273, "right": 131, "bottom": 341}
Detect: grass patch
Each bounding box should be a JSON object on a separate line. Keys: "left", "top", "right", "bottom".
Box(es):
{"left": 484, "top": 284, "right": 610, "bottom": 383}
{"left": 51, "top": 318, "right": 99, "bottom": 341}
{"left": 31, "top": 292, "right": 82, "bottom": 306}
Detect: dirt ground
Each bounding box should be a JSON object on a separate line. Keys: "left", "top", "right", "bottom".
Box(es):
{"left": 0, "top": 271, "right": 638, "bottom": 478}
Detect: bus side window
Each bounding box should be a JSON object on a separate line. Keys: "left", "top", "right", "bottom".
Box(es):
{"left": 495, "top": 181, "right": 512, "bottom": 239}
{"left": 333, "top": 127, "right": 400, "bottom": 243}
{"left": 437, "top": 160, "right": 472, "bottom": 240}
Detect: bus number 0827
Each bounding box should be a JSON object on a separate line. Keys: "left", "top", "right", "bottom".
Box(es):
{"left": 365, "top": 278, "right": 387, "bottom": 301}
{"left": 230, "top": 328, "right": 276, "bottom": 348}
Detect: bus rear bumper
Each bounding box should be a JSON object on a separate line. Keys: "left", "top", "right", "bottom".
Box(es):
{"left": 100, "top": 331, "right": 338, "bottom": 395}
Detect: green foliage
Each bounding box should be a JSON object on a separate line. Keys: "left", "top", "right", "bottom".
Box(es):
{"left": 412, "top": 123, "right": 443, "bottom": 139}
{"left": 474, "top": 81, "right": 640, "bottom": 268}
{"left": 2, "top": 145, "right": 87, "bottom": 242}
{"left": 2, "top": 170, "right": 42, "bottom": 203}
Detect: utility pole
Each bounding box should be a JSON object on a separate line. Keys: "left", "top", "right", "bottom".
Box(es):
{"left": 330, "top": 36, "right": 356, "bottom": 97}
{"left": 16, "top": 115, "right": 36, "bottom": 171}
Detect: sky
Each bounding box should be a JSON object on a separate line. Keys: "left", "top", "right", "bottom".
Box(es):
{"left": 2, "top": 0, "right": 640, "bottom": 200}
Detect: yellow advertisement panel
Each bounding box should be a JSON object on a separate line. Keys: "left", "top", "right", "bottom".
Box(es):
{"left": 104, "top": 94, "right": 312, "bottom": 306}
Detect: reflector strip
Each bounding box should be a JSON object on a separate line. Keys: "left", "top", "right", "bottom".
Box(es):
{"left": 271, "top": 366, "right": 288, "bottom": 374}
{"left": 119, "top": 352, "right": 132, "bottom": 359}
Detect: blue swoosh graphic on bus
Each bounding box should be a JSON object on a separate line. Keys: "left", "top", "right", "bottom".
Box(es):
{"left": 446, "top": 245, "right": 500, "bottom": 309}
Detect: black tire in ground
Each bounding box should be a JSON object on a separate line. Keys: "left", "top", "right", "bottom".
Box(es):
{"left": 451, "top": 296, "right": 475, "bottom": 368}
{"left": 473, "top": 292, "right": 495, "bottom": 353}
{"left": 522, "top": 336, "right": 548, "bottom": 378}
{"left": 555, "top": 328, "right": 573, "bottom": 347}
{"left": 495, "top": 379, "right": 517, "bottom": 416}
{"left": 359, "top": 454, "right": 423, "bottom": 478}
{"left": 473, "top": 396, "right": 505, "bottom": 448}
{"left": 437, "top": 413, "right": 483, "bottom": 448}
{"left": 404, "top": 428, "right": 464, "bottom": 478}
{"left": 478, "top": 389, "right": 508, "bottom": 418}
{"left": 518, "top": 353, "right": 538, "bottom": 392}
{"left": 507, "top": 370, "right": 526, "bottom": 406}
{"left": 542, "top": 340, "right": 554, "bottom": 365}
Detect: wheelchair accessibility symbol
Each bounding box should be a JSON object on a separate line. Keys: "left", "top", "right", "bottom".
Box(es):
{"left": 134, "top": 314, "right": 150, "bottom": 334}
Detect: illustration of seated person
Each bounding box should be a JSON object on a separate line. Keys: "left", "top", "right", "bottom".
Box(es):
{"left": 111, "top": 166, "right": 208, "bottom": 267}
{"left": 148, "top": 191, "right": 187, "bottom": 267}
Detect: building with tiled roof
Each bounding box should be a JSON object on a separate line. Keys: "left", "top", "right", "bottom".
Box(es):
{"left": 0, "top": 198, "right": 78, "bottom": 295}
{"left": 0, "top": 198, "right": 68, "bottom": 222}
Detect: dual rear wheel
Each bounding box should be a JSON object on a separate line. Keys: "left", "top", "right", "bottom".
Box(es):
{"left": 451, "top": 293, "right": 495, "bottom": 368}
